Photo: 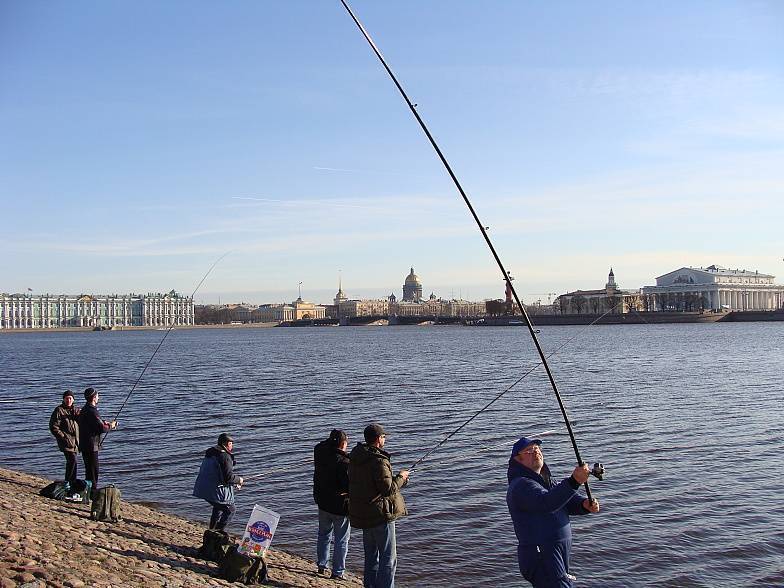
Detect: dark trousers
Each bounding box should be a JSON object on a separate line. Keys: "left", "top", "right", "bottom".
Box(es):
{"left": 82, "top": 450, "right": 99, "bottom": 488}
{"left": 208, "top": 501, "right": 236, "bottom": 530}
{"left": 64, "top": 451, "right": 78, "bottom": 482}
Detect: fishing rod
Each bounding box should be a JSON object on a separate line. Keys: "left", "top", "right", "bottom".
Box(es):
{"left": 408, "top": 298, "right": 622, "bottom": 474}
{"left": 339, "top": 1, "right": 597, "bottom": 500}
{"left": 101, "top": 251, "right": 231, "bottom": 446}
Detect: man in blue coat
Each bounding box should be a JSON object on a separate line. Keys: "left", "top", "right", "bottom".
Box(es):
{"left": 193, "top": 433, "right": 244, "bottom": 530}
{"left": 506, "top": 437, "right": 599, "bottom": 587}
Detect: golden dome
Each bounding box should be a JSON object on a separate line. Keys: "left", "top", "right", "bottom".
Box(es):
{"left": 405, "top": 267, "right": 421, "bottom": 285}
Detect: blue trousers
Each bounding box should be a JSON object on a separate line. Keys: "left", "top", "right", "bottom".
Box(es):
{"left": 362, "top": 521, "right": 397, "bottom": 588}
{"left": 517, "top": 539, "right": 574, "bottom": 588}
{"left": 317, "top": 509, "right": 351, "bottom": 575}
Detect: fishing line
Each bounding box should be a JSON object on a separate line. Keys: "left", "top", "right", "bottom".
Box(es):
{"left": 406, "top": 300, "right": 622, "bottom": 474}
{"left": 101, "top": 251, "right": 231, "bottom": 446}
{"left": 340, "top": 0, "right": 600, "bottom": 499}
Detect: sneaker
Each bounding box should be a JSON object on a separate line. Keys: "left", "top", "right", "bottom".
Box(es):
{"left": 330, "top": 573, "right": 346, "bottom": 581}
{"left": 317, "top": 567, "right": 328, "bottom": 576}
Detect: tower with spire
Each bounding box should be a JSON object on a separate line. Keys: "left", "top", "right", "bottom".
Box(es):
{"left": 334, "top": 275, "right": 348, "bottom": 306}
{"left": 605, "top": 267, "right": 618, "bottom": 295}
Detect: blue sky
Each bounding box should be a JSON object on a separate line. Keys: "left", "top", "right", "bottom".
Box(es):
{"left": 2, "top": 1, "right": 783, "bottom": 305}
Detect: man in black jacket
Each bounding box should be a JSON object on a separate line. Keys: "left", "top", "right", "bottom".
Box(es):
{"left": 193, "top": 433, "right": 244, "bottom": 530}
{"left": 49, "top": 390, "right": 80, "bottom": 483}
{"left": 78, "top": 387, "right": 117, "bottom": 491}
{"left": 314, "top": 429, "right": 351, "bottom": 580}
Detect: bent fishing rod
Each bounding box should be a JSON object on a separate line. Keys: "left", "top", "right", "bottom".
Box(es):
{"left": 339, "top": 1, "right": 596, "bottom": 500}
{"left": 101, "top": 251, "right": 231, "bottom": 446}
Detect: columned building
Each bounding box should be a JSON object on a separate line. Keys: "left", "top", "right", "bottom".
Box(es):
{"left": 555, "top": 268, "right": 642, "bottom": 314}
{"left": 0, "top": 291, "right": 194, "bottom": 329}
{"left": 642, "top": 265, "right": 783, "bottom": 311}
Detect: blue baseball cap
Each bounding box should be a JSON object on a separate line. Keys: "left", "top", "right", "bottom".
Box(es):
{"left": 511, "top": 436, "right": 542, "bottom": 458}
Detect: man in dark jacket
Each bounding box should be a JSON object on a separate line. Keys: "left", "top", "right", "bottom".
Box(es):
{"left": 49, "top": 390, "right": 80, "bottom": 483}
{"left": 193, "top": 433, "right": 244, "bottom": 530}
{"left": 313, "top": 429, "right": 351, "bottom": 580}
{"left": 349, "top": 424, "right": 409, "bottom": 588}
{"left": 507, "top": 436, "right": 600, "bottom": 588}
{"left": 77, "top": 387, "right": 117, "bottom": 490}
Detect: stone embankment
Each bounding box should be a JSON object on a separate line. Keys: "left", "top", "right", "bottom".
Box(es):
{"left": 0, "top": 468, "right": 361, "bottom": 587}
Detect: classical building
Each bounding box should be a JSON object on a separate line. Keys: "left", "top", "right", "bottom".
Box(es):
{"left": 402, "top": 268, "right": 423, "bottom": 302}
{"left": 554, "top": 269, "right": 644, "bottom": 314}
{"left": 292, "top": 298, "right": 326, "bottom": 320}
{"left": 338, "top": 298, "right": 390, "bottom": 318}
{"left": 0, "top": 291, "right": 194, "bottom": 329}
{"left": 256, "top": 304, "right": 295, "bottom": 322}
{"left": 642, "top": 265, "right": 783, "bottom": 311}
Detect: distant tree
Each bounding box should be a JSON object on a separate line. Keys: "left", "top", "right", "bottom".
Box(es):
{"left": 572, "top": 295, "right": 587, "bottom": 314}
{"left": 590, "top": 298, "right": 601, "bottom": 314}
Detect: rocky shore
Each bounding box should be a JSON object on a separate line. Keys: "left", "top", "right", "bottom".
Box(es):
{"left": 0, "top": 468, "right": 361, "bottom": 587}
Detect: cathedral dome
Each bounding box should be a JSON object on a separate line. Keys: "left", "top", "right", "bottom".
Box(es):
{"left": 405, "top": 267, "right": 421, "bottom": 285}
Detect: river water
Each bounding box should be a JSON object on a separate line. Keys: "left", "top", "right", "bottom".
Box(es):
{"left": 1, "top": 323, "right": 782, "bottom": 587}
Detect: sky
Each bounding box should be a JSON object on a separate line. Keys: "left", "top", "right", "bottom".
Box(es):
{"left": 2, "top": 1, "right": 783, "bottom": 305}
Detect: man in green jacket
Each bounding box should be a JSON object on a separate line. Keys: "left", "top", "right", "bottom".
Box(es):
{"left": 349, "top": 424, "right": 409, "bottom": 588}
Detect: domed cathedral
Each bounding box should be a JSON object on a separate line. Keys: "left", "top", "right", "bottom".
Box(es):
{"left": 402, "top": 267, "right": 423, "bottom": 302}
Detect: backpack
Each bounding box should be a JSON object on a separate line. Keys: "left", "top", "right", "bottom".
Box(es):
{"left": 218, "top": 544, "right": 268, "bottom": 585}
{"left": 91, "top": 485, "right": 122, "bottom": 522}
{"left": 64, "top": 479, "right": 93, "bottom": 504}
{"left": 198, "top": 528, "right": 233, "bottom": 563}
{"left": 39, "top": 481, "right": 68, "bottom": 500}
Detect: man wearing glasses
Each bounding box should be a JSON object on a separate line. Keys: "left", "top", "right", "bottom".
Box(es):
{"left": 507, "top": 436, "right": 599, "bottom": 588}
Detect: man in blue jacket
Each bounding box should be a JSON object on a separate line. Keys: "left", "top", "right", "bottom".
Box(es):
{"left": 193, "top": 433, "right": 244, "bottom": 530}
{"left": 506, "top": 436, "right": 599, "bottom": 587}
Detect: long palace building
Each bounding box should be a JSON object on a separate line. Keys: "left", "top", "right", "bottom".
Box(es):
{"left": 0, "top": 290, "right": 194, "bottom": 329}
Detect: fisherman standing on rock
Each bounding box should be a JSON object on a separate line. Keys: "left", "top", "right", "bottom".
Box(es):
{"left": 78, "top": 387, "right": 117, "bottom": 492}
{"left": 193, "top": 433, "right": 244, "bottom": 531}
{"left": 49, "top": 390, "right": 80, "bottom": 483}
{"left": 349, "top": 424, "right": 409, "bottom": 588}
{"left": 507, "top": 437, "right": 600, "bottom": 588}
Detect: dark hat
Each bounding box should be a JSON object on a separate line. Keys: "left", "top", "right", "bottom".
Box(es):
{"left": 84, "top": 387, "right": 97, "bottom": 401}
{"left": 511, "top": 436, "right": 542, "bottom": 458}
{"left": 217, "top": 433, "right": 233, "bottom": 447}
{"left": 364, "top": 423, "right": 386, "bottom": 443}
{"left": 329, "top": 429, "right": 347, "bottom": 445}
{"left": 63, "top": 390, "right": 74, "bottom": 399}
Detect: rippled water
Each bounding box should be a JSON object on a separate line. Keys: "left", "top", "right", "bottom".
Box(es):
{"left": 1, "top": 323, "right": 782, "bottom": 587}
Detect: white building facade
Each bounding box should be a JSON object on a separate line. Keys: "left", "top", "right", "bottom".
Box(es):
{"left": 0, "top": 291, "right": 194, "bottom": 329}
{"left": 642, "top": 265, "right": 783, "bottom": 311}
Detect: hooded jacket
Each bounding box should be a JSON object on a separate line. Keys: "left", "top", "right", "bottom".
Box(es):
{"left": 49, "top": 404, "right": 80, "bottom": 453}
{"left": 506, "top": 458, "right": 588, "bottom": 547}
{"left": 348, "top": 442, "right": 407, "bottom": 529}
{"left": 313, "top": 438, "right": 350, "bottom": 516}
{"left": 193, "top": 445, "right": 241, "bottom": 504}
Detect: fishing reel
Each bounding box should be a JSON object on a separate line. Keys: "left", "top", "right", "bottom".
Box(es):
{"left": 590, "top": 462, "right": 605, "bottom": 481}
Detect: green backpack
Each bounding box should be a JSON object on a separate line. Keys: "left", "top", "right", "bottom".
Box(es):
{"left": 218, "top": 544, "right": 268, "bottom": 585}
{"left": 198, "top": 529, "right": 233, "bottom": 563}
{"left": 91, "top": 485, "right": 122, "bottom": 522}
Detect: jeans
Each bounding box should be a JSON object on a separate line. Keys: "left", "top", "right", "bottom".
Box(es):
{"left": 317, "top": 509, "right": 351, "bottom": 575}
{"left": 64, "top": 451, "right": 78, "bottom": 483}
{"left": 208, "top": 501, "right": 236, "bottom": 530}
{"left": 362, "top": 521, "right": 397, "bottom": 588}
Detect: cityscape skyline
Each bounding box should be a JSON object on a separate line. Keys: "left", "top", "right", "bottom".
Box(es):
{"left": 2, "top": 2, "right": 783, "bottom": 301}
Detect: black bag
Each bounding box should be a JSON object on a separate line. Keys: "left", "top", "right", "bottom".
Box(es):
{"left": 91, "top": 485, "right": 122, "bottom": 522}
{"left": 218, "top": 544, "right": 268, "bottom": 585}
{"left": 39, "top": 481, "right": 68, "bottom": 500}
{"left": 198, "top": 529, "right": 233, "bottom": 563}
